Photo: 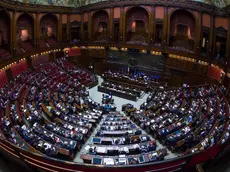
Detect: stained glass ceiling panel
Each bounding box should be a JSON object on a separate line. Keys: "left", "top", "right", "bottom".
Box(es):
{"left": 13, "top": 0, "right": 230, "bottom": 8}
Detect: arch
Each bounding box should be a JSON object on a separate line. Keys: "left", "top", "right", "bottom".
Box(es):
{"left": 40, "top": 13, "right": 58, "bottom": 39}
{"left": 168, "top": 9, "right": 197, "bottom": 52}
{"left": 125, "top": 6, "right": 149, "bottom": 43}
{"left": 16, "top": 13, "right": 34, "bottom": 42}
{"left": 0, "top": 9, "right": 11, "bottom": 51}
{"left": 92, "top": 10, "right": 109, "bottom": 42}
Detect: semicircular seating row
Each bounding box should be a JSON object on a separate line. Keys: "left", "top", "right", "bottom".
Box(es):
{"left": 0, "top": 58, "right": 102, "bottom": 160}
{"left": 0, "top": 58, "right": 229, "bottom": 166}
{"left": 79, "top": 85, "right": 230, "bottom": 165}
{"left": 130, "top": 85, "right": 230, "bottom": 154}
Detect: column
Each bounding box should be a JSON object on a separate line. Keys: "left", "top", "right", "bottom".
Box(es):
{"left": 209, "top": 15, "right": 215, "bottom": 59}
{"left": 58, "top": 13, "right": 62, "bottom": 44}
{"left": 148, "top": 5, "right": 154, "bottom": 45}
{"left": 195, "top": 12, "right": 202, "bottom": 56}
{"left": 152, "top": 5, "right": 156, "bottom": 44}
{"left": 162, "top": 6, "right": 168, "bottom": 46}
{"left": 225, "top": 16, "right": 230, "bottom": 73}
{"left": 12, "top": 10, "right": 16, "bottom": 55}
{"left": 119, "top": 6, "right": 124, "bottom": 43}
{"left": 109, "top": 7, "right": 114, "bottom": 42}
{"left": 37, "top": 13, "right": 40, "bottom": 48}
{"left": 226, "top": 17, "right": 230, "bottom": 57}
{"left": 122, "top": 8, "right": 126, "bottom": 44}
{"left": 88, "top": 12, "right": 92, "bottom": 41}
{"left": 66, "top": 14, "right": 70, "bottom": 43}
{"left": 10, "top": 11, "right": 14, "bottom": 54}
{"left": 80, "top": 13, "right": 84, "bottom": 41}
{"left": 34, "top": 13, "right": 38, "bottom": 48}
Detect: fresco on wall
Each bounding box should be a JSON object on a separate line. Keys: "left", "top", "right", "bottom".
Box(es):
{"left": 14, "top": 0, "right": 107, "bottom": 7}
{"left": 13, "top": 0, "right": 230, "bottom": 7}
{"left": 196, "top": 0, "right": 230, "bottom": 7}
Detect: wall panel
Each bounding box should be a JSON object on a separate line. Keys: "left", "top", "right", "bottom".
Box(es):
{"left": 155, "top": 6, "right": 164, "bottom": 19}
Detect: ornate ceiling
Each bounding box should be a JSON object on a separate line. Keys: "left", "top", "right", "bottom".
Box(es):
{"left": 13, "top": 0, "right": 230, "bottom": 7}
{"left": 14, "top": 0, "right": 106, "bottom": 7}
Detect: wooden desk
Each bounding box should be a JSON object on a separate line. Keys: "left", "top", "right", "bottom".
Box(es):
{"left": 98, "top": 86, "right": 137, "bottom": 101}
{"left": 41, "top": 103, "right": 53, "bottom": 118}
{"left": 103, "top": 76, "right": 147, "bottom": 90}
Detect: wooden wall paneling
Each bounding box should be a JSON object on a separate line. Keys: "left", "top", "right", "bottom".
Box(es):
{"left": 120, "top": 6, "right": 124, "bottom": 43}
{"left": 66, "top": 14, "right": 70, "bottom": 43}
{"left": 212, "top": 19, "right": 217, "bottom": 60}
{"left": 165, "top": 57, "right": 170, "bottom": 66}
{"left": 80, "top": 13, "right": 84, "bottom": 40}
{"left": 173, "top": 59, "right": 183, "bottom": 69}
{"left": 58, "top": 13, "right": 62, "bottom": 43}
{"left": 183, "top": 60, "right": 188, "bottom": 69}
{"left": 88, "top": 12, "right": 92, "bottom": 41}
{"left": 196, "top": 63, "right": 201, "bottom": 73}
{"left": 191, "top": 62, "right": 198, "bottom": 72}
{"left": 9, "top": 11, "right": 13, "bottom": 54}
{"left": 148, "top": 5, "right": 154, "bottom": 44}
{"left": 32, "top": 13, "right": 37, "bottom": 47}
{"left": 109, "top": 7, "right": 114, "bottom": 41}
{"left": 215, "top": 17, "right": 228, "bottom": 30}
{"left": 37, "top": 13, "right": 40, "bottom": 47}
{"left": 202, "top": 13, "right": 211, "bottom": 28}
{"left": 187, "top": 61, "right": 193, "bottom": 71}
{"left": 162, "top": 6, "right": 168, "bottom": 46}
{"left": 209, "top": 15, "right": 215, "bottom": 59}
{"left": 196, "top": 12, "right": 202, "bottom": 56}
{"left": 183, "top": 60, "right": 188, "bottom": 70}
{"left": 12, "top": 11, "right": 16, "bottom": 55}
{"left": 226, "top": 17, "right": 230, "bottom": 71}
{"left": 200, "top": 65, "right": 208, "bottom": 74}
{"left": 199, "top": 12, "right": 203, "bottom": 56}
{"left": 152, "top": 5, "right": 156, "bottom": 43}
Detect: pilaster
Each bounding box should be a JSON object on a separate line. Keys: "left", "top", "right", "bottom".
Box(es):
{"left": 195, "top": 11, "right": 202, "bottom": 55}
{"left": 119, "top": 6, "right": 124, "bottom": 43}
{"left": 88, "top": 12, "right": 92, "bottom": 41}
{"left": 80, "top": 13, "right": 84, "bottom": 41}
{"left": 109, "top": 7, "right": 114, "bottom": 42}
{"left": 162, "top": 6, "right": 168, "bottom": 46}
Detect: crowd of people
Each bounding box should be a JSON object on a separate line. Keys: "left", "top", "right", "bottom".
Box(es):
{"left": 0, "top": 58, "right": 229, "bottom": 167}
{"left": 81, "top": 112, "right": 168, "bottom": 165}
{"left": 129, "top": 85, "right": 230, "bottom": 153}
{"left": 0, "top": 58, "right": 101, "bottom": 160}
{"left": 102, "top": 69, "right": 167, "bottom": 91}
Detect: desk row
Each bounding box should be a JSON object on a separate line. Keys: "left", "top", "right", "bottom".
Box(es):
{"left": 81, "top": 148, "right": 167, "bottom": 165}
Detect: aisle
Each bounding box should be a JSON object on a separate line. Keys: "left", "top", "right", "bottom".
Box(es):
{"left": 74, "top": 76, "right": 178, "bottom": 162}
